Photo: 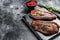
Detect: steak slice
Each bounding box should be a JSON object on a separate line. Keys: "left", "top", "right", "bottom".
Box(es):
{"left": 31, "top": 20, "right": 59, "bottom": 35}
{"left": 30, "top": 9, "right": 57, "bottom": 20}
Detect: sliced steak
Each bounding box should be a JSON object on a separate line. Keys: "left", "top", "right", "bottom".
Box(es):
{"left": 31, "top": 20, "right": 59, "bottom": 35}
{"left": 30, "top": 9, "right": 57, "bottom": 20}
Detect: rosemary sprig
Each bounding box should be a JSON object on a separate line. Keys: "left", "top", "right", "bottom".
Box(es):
{"left": 38, "top": 4, "right": 60, "bottom": 13}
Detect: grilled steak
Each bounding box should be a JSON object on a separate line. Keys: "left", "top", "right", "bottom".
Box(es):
{"left": 30, "top": 9, "right": 57, "bottom": 20}
{"left": 31, "top": 20, "right": 59, "bottom": 35}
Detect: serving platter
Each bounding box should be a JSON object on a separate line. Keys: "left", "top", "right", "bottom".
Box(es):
{"left": 22, "top": 6, "right": 60, "bottom": 40}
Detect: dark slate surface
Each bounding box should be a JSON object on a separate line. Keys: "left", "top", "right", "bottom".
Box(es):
{"left": 0, "top": 0, "right": 37, "bottom": 40}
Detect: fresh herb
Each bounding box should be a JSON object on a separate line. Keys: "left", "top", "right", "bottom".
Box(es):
{"left": 45, "top": 5, "right": 57, "bottom": 12}
{"left": 44, "top": 24, "right": 50, "bottom": 27}
{"left": 36, "top": 11, "right": 44, "bottom": 16}
{"left": 38, "top": 4, "right": 60, "bottom": 13}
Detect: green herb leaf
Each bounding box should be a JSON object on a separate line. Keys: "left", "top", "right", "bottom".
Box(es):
{"left": 44, "top": 24, "right": 50, "bottom": 27}
{"left": 38, "top": 4, "right": 60, "bottom": 13}
{"left": 36, "top": 11, "right": 44, "bottom": 16}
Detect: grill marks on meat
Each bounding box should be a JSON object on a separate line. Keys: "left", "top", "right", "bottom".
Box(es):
{"left": 30, "top": 9, "right": 57, "bottom": 20}
{"left": 31, "top": 20, "right": 59, "bottom": 35}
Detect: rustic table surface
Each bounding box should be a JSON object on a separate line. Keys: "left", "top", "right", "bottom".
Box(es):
{"left": 0, "top": 0, "right": 38, "bottom": 40}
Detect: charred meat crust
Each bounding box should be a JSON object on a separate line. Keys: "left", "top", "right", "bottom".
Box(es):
{"left": 29, "top": 9, "right": 57, "bottom": 20}
{"left": 31, "top": 20, "right": 59, "bottom": 35}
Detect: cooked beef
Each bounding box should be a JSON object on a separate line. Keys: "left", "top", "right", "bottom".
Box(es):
{"left": 30, "top": 9, "right": 57, "bottom": 20}
{"left": 31, "top": 20, "right": 59, "bottom": 35}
